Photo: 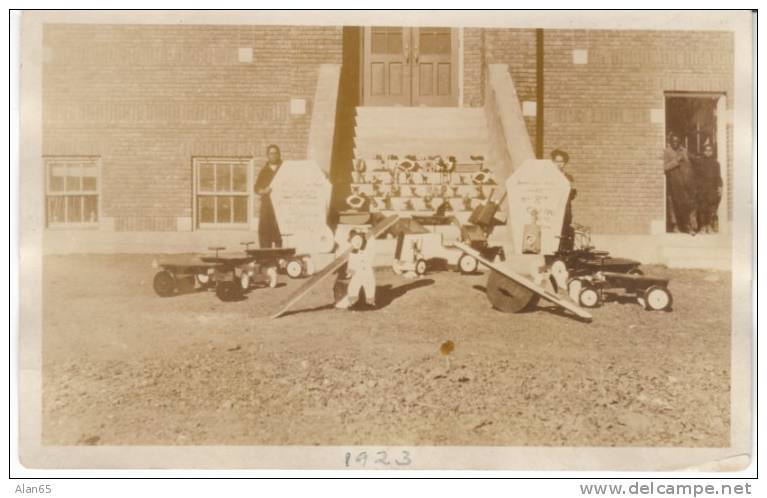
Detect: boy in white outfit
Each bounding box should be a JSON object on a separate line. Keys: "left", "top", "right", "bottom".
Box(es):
{"left": 335, "top": 230, "right": 377, "bottom": 309}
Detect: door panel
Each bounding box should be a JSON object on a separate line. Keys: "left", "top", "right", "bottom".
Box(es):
{"left": 362, "top": 27, "right": 458, "bottom": 107}
{"left": 363, "top": 27, "right": 411, "bottom": 106}
{"left": 412, "top": 27, "right": 458, "bottom": 106}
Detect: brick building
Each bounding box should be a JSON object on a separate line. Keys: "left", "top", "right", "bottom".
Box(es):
{"left": 41, "top": 24, "right": 734, "bottom": 265}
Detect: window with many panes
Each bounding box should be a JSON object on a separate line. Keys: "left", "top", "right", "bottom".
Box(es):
{"left": 45, "top": 157, "right": 100, "bottom": 227}
{"left": 194, "top": 157, "right": 252, "bottom": 229}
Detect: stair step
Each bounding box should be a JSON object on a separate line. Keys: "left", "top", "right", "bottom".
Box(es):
{"left": 354, "top": 126, "right": 488, "bottom": 141}
{"left": 354, "top": 147, "right": 487, "bottom": 159}
{"left": 354, "top": 137, "right": 485, "bottom": 150}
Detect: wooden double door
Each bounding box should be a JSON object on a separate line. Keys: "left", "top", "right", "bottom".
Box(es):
{"left": 362, "top": 27, "right": 459, "bottom": 107}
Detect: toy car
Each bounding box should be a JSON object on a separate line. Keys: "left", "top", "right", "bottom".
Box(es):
{"left": 152, "top": 243, "right": 280, "bottom": 302}
{"left": 550, "top": 224, "right": 643, "bottom": 279}
{"left": 388, "top": 194, "right": 507, "bottom": 277}
{"left": 245, "top": 247, "right": 313, "bottom": 279}
{"left": 567, "top": 271, "right": 673, "bottom": 311}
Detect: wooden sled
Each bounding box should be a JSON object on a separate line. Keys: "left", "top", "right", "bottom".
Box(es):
{"left": 452, "top": 241, "right": 593, "bottom": 321}
{"left": 271, "top": 215, "right": 400, "bottom": 318}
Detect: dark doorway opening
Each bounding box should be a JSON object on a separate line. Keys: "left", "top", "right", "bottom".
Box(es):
{"left": 664, "top": 93, "right": 725, "bottom": 234}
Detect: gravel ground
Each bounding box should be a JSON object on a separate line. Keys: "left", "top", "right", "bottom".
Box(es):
{"left": 42, "top": 254, "right": 730, "bottom": 447}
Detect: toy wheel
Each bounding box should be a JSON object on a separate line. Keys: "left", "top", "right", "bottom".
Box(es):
{"left": 567, "top": 278, "right": 584, "bottom": 303}
{"left": 415, "top": 259, "right": 428, "bottom": 276}
{"left": 153, "top": 270, "right": 176, "bottom": 297}
{"left": 286, "top": 259, "right": 304, "bottom": 279}
{"left": 643, "top": 286, "right": 672, "bottom": 311}
{"left": 550, "top": 259, "right": 569, "bottom": 292}
{"left": 196, "top": 273, "right": 212, "bottom": 288}
{"left": 240, "top": 272, "right": 251, "bottom": 290}
{"left": 266, "top": 267, "right": 278, "bottom": 288}
{"left": 215, "top": 281, "right": 242, "bottom": 302}
{"left": 458, "top": 253, "right": 478, "bottom": 274}
{"left": 628, "top": 268, "right": 644, "bottom": 276}
{"left": 303, "top": 257, "right": 315, "bottom": 276}
{"left": 578, "top": 286, "right": 601, "bottom": 308}
{"left": 486, "top": 270, "right": 539, "bottom": 313}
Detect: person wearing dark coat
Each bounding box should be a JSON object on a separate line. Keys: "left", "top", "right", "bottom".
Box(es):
{"left": 692, "top": 143, "right": 723, "bottom": 234}
{"left": 254, "top": 144, "right": 283, "bottom": 248}
{"left": 663, "top": 133, "right": 695, "bottom": 235}
{"left": 551, "top": 148, "right": 576, "bottom": 252}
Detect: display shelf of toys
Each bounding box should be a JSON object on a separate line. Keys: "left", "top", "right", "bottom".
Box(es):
{"left": 340, "top": 154, "right": 496, "bottom": 224}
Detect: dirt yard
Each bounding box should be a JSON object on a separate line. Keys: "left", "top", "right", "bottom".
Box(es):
{"left": 41, "top": 254, "right": 731, "bottom": 447}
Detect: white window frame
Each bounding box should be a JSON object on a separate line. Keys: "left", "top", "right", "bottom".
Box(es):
{"left": 44, "top": 156, "right": 101, "bottom": 229}
{"left": 193, "top": 157, "right": 254, "bottom": 230}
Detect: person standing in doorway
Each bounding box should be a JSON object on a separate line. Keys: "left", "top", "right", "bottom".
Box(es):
{"left": 663, "top": 133, "right": 695, "bottom": 235}
{"left": 254, "top": 144, "right": 283, "bottom": 248}
{"left": 692, "top": 142, "right": 722, "bottom": 234}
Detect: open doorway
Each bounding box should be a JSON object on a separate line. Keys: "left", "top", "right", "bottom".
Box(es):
{"left": 664, "top": 93, "right": 726, "bottom": 234}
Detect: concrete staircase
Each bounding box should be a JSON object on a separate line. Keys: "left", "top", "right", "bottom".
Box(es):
{"left": 353, "top": 106, "right": 488, "bottom": 160}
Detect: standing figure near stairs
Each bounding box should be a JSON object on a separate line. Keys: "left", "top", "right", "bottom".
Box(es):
{"left": 254, "top": 144, "right": 283, "bottom": 248}
{"left": 335, "top": 230, "right": 377, "bottom": 310}
{"left": 551, "top": 148, "right": 577, "bottom": 252}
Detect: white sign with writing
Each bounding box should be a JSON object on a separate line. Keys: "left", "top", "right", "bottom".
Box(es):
{"left": 505, "top": 159, "right": 571, "bottom": 255}
{"left": 271, "top": 160, "right": 334, "bottom": 254}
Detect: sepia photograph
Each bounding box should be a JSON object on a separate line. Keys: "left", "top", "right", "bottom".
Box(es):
{"left": 15, "top": 9, "right": 754, "bottom": 472}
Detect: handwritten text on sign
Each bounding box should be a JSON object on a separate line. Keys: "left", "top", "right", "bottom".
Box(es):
{"left": 506, "top": 159, "right": 571, "bottom": 255}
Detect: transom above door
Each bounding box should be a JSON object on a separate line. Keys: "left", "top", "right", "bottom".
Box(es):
{"left": 362, "top": 27, "right": 458, "bottom": 107}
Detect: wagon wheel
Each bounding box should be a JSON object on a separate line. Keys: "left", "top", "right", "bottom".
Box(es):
{"left": 642, "top": 286, "right": 672, "bottom": 311}
{"left": 567, "top": 277, "right": 584, "bottom": 303}
{"left": 549, "top": 259, "right": 569, "bottom": 292}
{"left": 240, "top": 272, "right": 251, "bottom": 291}
{"left": 578, "top": 286, "right": 602, "bottom": 308}
{"left": 153, "top": 270, "right": 176, "bottom": 297}
{"left": 485, "top": 269, "right": 539, "bottom": 313}
{"left": 215, "top": 281, "right": 242, "bottom": 302}
{"left": 196, "top": 272, "right": 213, "bottom": 288}
{"left": 458, "top": 253, "right": 479, "bottom": 274}
{"left": 286, "top": 259, "right": 304, "bottom": 279}
{"left": 415, "top": 259, "right": 428, "bottom": 276}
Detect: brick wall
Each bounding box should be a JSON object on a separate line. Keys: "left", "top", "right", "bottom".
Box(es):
{"left": 463, "top": 28, "right": 539, "bottom": 142}
{"left": 43, "top": 25, "right": 734, "bottom": 236}
{"left": 463, "top": 27, "right": 734, "bottom": 235}
{"left": 542, "top": 29, "right": 734, "bottom": 234}
{"left": 43, "top": 24, "right": 343, "bottom": 230}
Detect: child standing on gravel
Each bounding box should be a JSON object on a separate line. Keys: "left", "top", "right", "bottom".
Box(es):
{"left": 335, "top": 230, "right": 377, "bottom": 309}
